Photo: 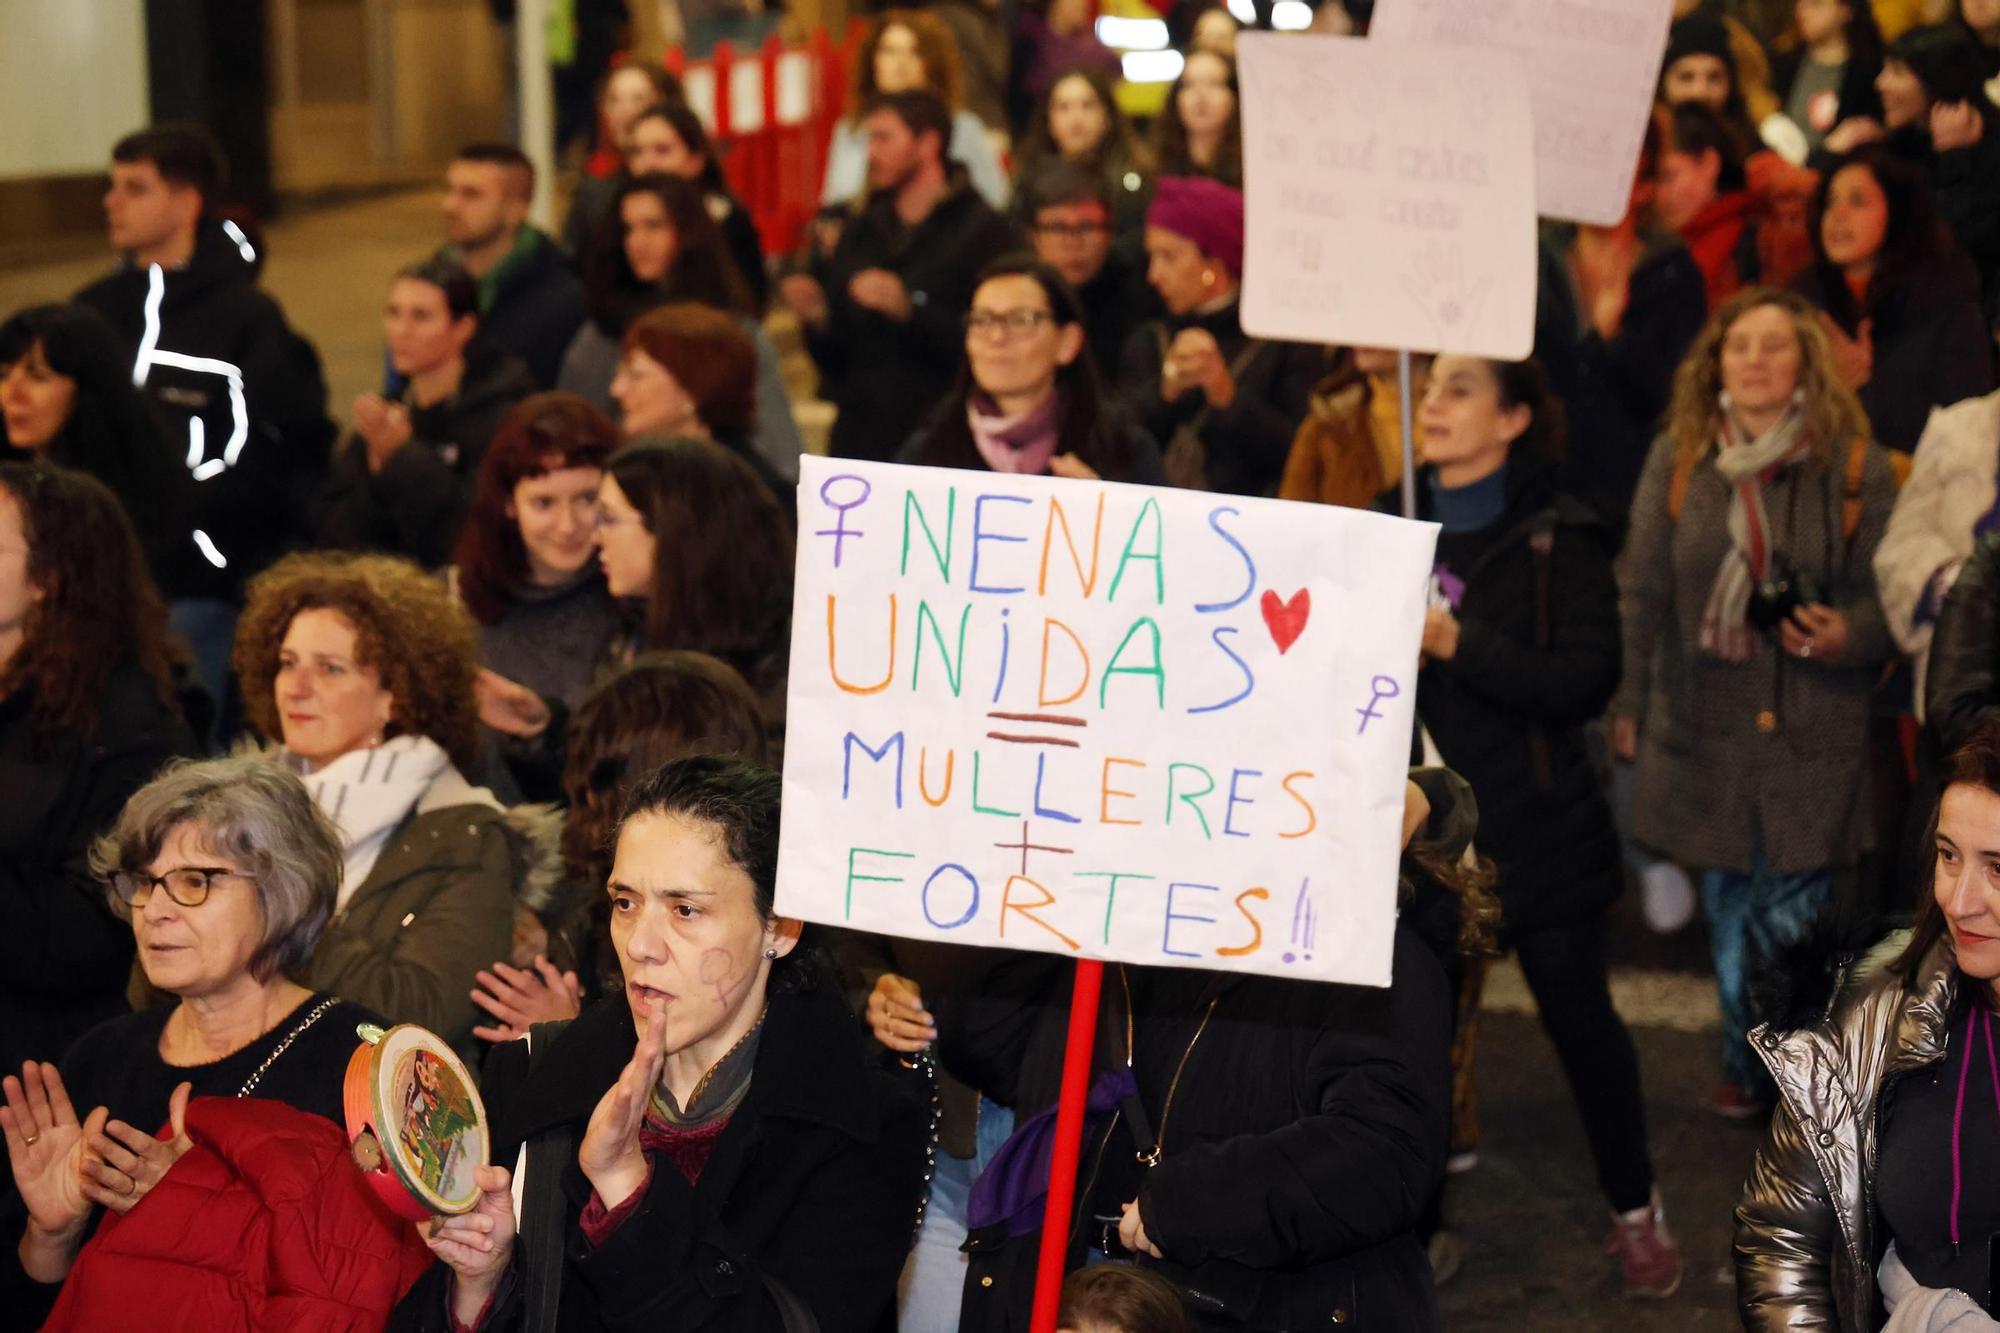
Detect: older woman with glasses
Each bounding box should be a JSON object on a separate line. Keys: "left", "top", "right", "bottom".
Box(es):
{"left": 1, "top": 756, "right": 384, "bottom": 1324}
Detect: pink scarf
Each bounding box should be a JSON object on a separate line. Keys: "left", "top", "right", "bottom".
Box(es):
{"left": 967, "top": 391, "right": 1061, "bottom": 475}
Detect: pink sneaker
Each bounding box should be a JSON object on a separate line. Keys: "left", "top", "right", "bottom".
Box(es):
{"left": 1606, "top": 1194, "right": 1682, "bottom": 1299}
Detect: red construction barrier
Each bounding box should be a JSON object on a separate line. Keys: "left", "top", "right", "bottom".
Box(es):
{"left": 657, "top": 21, "right": 867, "bottom": 255}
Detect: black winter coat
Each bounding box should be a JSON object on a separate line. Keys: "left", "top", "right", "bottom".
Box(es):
{"left": 74, "top": 219, "right": 335, "bottom": 600}
{"left": 449, "top": 228, "right": 588, "bottom": 390}
{"left": 390, "top": 985, "right": 927, "bottom": 1333}
{"left": 1925, "top": 530, "right": 2000, "bottom": 755}
{"left": 1116, "top": 298, "right": 1324, "bottom": 497}
{"left": 1077, "top": 249, "right": 1162, "bottom": 389}
{"left": 804, "top": 175, "right": 1019, "bottom": 462}
{"left": 0, "top": 661, "right": 193, "bottom": 1084}
{"left": 1795, "top": 256, "right": 1996, "bottom": 453}
{"left": 1534, "top": 224, "right": 1708, "bottom": 532}
{"left": 939, "top": 931, "right": 1451, "bottom": 1333}
{"left": 1400, "top": 460, "right": 1626, "bottom": 935}
{"left": 314, "top": 345, "right": 538, "bottom": 566}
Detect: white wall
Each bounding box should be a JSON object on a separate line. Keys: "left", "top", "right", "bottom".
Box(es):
{"left": 0, "top": 1, "right": 150, "bottom": 180}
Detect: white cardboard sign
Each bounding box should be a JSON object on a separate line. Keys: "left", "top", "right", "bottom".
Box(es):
{"left": 775, "top": 456, "right": 1439, "bottom": 988}
{"left": 1370, "top": 0, "right": 1675, "bottom": 226}
{"left": 1236, "top": 33, "right": 1539, "bottom": 359}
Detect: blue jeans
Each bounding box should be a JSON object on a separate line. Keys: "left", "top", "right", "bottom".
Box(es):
{"left": 1702, "top": 851, "right": 1832, "bottom": 1090}
{"left": 170, "top": 598, "right": 239, "bottom": 748}
{"left": 897, "top": 1098, "right": 1015, "bottom": 1333}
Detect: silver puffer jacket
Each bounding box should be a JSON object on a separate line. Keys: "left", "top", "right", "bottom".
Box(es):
{"left": 1734, "top": 933, "right": 1958, "bottom": 1331}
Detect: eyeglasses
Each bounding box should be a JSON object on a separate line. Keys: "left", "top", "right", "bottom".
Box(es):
{"left": 1032, "top": 222, "right": 1109, "bottom": 240}
{"left": 966, "top": 310, "right": 1056, "bottom": 339}
{"left": 110, "top": 866, "right": 255, "bottom": 908}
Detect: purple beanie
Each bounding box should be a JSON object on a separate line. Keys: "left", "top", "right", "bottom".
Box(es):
{"left": 1146, "top": 176, "right": 1245, "bottom": 279}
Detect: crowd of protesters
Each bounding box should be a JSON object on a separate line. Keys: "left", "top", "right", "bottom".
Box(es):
{"left": 5, "top": 0, "right": 2000, "bottom": 1328}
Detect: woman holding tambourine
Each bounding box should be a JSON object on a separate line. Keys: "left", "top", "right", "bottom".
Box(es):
{"left": 391, "top": 757, "right": 929, "bottom": 1332}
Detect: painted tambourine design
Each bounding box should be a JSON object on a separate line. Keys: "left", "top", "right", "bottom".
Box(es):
{"left": 343, "top": 1023, "right": 489, "bottom": 1220}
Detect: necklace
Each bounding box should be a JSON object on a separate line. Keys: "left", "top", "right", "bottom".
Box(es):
{"left": 237, "top": 997, "right": 339, "bottom": 1097}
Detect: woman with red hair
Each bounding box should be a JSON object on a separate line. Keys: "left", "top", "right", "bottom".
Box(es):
{"left": 610, "top": 302, "right": 795, "bottom": 500}
{"left": 451, "top": 392, "right": 621, "bottom": 711}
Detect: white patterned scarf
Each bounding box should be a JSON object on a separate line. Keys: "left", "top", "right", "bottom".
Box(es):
{"left": 292, "top": 736, "right": 451, "bottom": 910}
{"left": 1698, "top": 404, "right": 1812, "bottom": 663}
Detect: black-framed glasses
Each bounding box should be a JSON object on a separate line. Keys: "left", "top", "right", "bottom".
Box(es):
{"left": 966, "top": 309, "right": 1056, "bottom": 338}
{"left": 110, "top": 866, "right": 255, "bottom": 908}
{"left": 1031, "top": 221, "right": 1109, "bottom": 240}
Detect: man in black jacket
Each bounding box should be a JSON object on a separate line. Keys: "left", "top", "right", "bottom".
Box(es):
{"left": 1020, "top": 160, "right": 1162, "bottom": 382}
{"left": 74, "top": 124, "right": 334, "bottom": 722}
{"left": 436, "top": 144, "right": 586, "bottom": 390}
{"left": 779, "top": 91, "right": 1018, "bottom": 462}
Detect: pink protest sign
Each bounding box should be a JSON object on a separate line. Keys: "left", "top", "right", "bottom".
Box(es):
{"left": 776, "top": 458, "right": 1438, "bottom": 987}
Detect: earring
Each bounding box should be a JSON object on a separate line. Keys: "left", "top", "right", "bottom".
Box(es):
{"left": 764, "top": 947, "right": 778, "bottom": 960}
{"left": 1200, "top": 268, "right": 1216, "bottom": 287}
{"left": 1791, "top": 387, "right": 1805, "bottom": 405}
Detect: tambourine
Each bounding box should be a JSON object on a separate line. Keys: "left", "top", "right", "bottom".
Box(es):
{"left": 343, "top": 1023, "right": 490, "bottom": 1221}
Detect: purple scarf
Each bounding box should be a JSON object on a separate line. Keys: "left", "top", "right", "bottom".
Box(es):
{"left": 967, "top": 390, "right": 1062, "bottom": 475}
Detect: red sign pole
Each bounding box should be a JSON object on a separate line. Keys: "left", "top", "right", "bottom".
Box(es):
{"left": 1029, "top": 957, "right": 1105, "bottom": 1333}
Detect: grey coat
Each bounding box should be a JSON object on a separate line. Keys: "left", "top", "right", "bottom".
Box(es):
{"left": 1614, "top": 434, "right": 1896, "bottom": 875}
{"left": 1734, "top": 934, "right": 1956, "bottom": 1332}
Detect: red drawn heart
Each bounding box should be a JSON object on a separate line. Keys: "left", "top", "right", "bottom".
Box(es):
{"left": 1260, "top": 588, "right": 1310, "bottom": 654}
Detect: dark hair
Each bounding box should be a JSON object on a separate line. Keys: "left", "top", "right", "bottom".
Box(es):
{"left": 1659, "top": 20, "right": 1759, "bottom": 151}
{"left": 0, "top": 461, "right": 177, "bottom": 742}
{"left": 621, "top": 302, "right": 760, "bottom": 447}
{"left": 1480, "top": 357, "right": 1566, "bottom": 464}
{"left": 1019, "top": 158, "right": 1114, "bottom": 218}
{"left": 618, "top": 755, "right": 824, "bottom": 992}
{"left": 1058, "top": 1263, "right": 1194, "bottom": 1333}
{"left": 1781, "top": 0, "right": 1885, "bottom": 80}
{"left": 600, "top": 63, "right": 686, "bottom": 117}
{"left": 914, "top": 255, "right": 1140, "bottom": 480}
{"left": 393, "top": 256, "right": 479, "bottom": 322}
{"left": 586, "top": 173, "right": 753, "bottom": 332}
{"left": 563, "top": 652, "right": 770, "bottom": 887}
{"left": 454, "top": 142, "right": 535, "bottom": 197}
{"left": 1154, "top": 51, "right": 1242, "bottom": 189}
{"left": 1015, "top": 66, "right": 1152, "bottom": 206}
{"left": 111, "top": 124, "right": 227, "bottom": 203}
{"left": 1806, "top": 146, "right": 1966, "bottom": 328}
{"left": 1889, "top": 22, "right": 1999, "bottom": 122}
{"left": 864, "top": 89, "right": 954, "bottom": 156}
{"left": 606, "top": 436, "right": 793, "bottom": 661}
{"left": 1661, "top": 100, "right": 1748, "bottom": 192}
{"left": 0, "top": 304, "right": 192, "bottom": 581}
{"left": 1894, "top": 719, "right": 2000, "bottom": 981}
{"left": 454, "top": 392, "right": 620, "bottom": 625}
{"left": 628, "top": 102, "right": 731, "bottom": 194}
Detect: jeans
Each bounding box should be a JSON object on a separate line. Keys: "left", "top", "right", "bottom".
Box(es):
{"left": 897, "top": 1098, "right": 1015, "bottom": 1333}
{"left": 170, "top": 598, "right": 239, "bottom": 748}
{"left": 1702, "top": 852, "right": 1833, "bottom": 1092}
{"left": 1513, "top": 919, "right": 1656, "bottom": 1214}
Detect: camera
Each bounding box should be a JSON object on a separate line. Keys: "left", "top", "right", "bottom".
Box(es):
{"left": 1745, "top": 553, "right": 1823, "bottom": 635}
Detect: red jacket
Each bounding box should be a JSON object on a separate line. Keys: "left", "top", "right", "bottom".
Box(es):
{"left": 42, "top": 1097, "right": 434, "bottom": 1333}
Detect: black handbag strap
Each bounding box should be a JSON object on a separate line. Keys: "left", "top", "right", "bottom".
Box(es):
{"left": 520, "top": 1020, "right": 574, "bottom": 1333}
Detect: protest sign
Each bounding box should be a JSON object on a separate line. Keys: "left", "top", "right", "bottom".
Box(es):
{"left": 1371, "top": 0, "right": 1675, "bottom": 226}
{"left": 776, "top": 457, "right": 1439, "bottom": 988}
{"left": 1235, "top": 32, "right": 1539, "bottom": 359}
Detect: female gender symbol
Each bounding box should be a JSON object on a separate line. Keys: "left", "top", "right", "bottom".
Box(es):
{"left": 1355, "top": 675, "right": 1400, "bottom": 735}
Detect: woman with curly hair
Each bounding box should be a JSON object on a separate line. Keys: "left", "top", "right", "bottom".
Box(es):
{"left": 819, "top": 9, "right": 1010, "bottom": 209}
{"left": 453, "top": 393, "right": 620, "bottom": 710}
{"left": 1613, "top": 288, "right": 1896, "bottom": 1119}
{"left": 234, "top": 550, "right": 552, "bottom": 1044}
{"left": 0, "top": 461, "right": 192, "bottom": 1085}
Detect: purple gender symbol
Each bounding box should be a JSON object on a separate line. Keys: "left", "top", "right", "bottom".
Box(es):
{"left": 814, "top": 475, "right": 871, "bottom": 568}
{"left": 1355, "top": 675, "right": 1400, "bottom": 735}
